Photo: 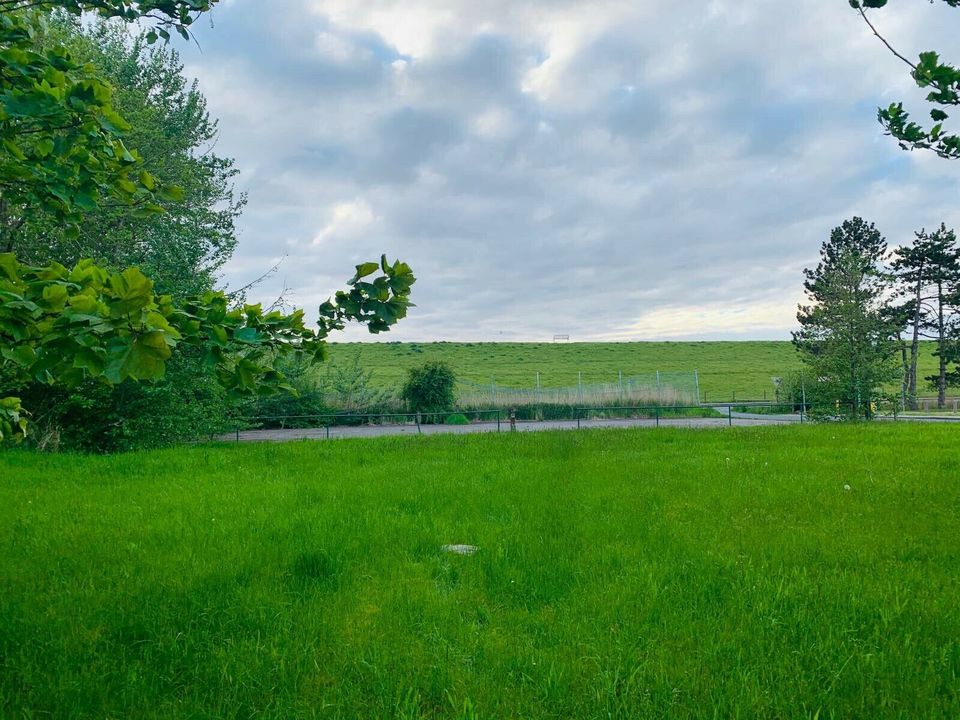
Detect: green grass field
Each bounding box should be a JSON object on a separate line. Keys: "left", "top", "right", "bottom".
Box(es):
{"left": 326, "top": 341, "right": 942, "bottom": 402}
{"left": 2, "top": 425, "right": 958, "bottom": 718}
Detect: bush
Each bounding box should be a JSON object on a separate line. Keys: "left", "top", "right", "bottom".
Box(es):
{"left": 773, "top": 371, "right": 899, "bottom": 420}
{"left": 15, "top": 350, "right": 234, "bottom": 453}
{"left": 401, "top": 361, "right": 456, "bottom": 414}
{"left": 238, "top": 355, "right": 330, "bottom": 428}
{"left": 319, "top": 353, "right": 393, "bottom": 412}
{"left": 444, "top": 413, "right": 470, "bottom": 425}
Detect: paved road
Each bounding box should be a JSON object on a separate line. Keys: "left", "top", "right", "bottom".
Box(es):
{"left": 220, "top": 407, "right": 960, "bottom": 443}
{"left": 711, "top": 407, "right": 803, "bottom": 423}
{"left": 224, "top": 412, "right": 803, "bottom": 443}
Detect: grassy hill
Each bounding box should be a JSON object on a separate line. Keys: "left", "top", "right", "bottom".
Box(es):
{"left": 327, "top": 341, "right": 941, "bottom": 402}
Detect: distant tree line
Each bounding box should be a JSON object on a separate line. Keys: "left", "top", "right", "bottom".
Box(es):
{"left": 793, "top": 216, "right": 960, "bottom": 415}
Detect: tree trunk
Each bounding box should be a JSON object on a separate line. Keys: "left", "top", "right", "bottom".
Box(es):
{"left": 939, "top": 282, "right": 947, "bottom": 409}
{"left": 908, "top": 267, "right": 924, "bottom": 409}
{"left": 898, "top": 332, "right": 908, "bottom": 411}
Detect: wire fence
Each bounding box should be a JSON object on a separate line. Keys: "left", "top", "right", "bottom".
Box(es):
{"left": 910, "top": 396, "right": 960, "bottom": 412}
{"left": 234, "top": 409, "right": 505, "bottom": 439}
{"left": 457, "top": 370, "right": 700, "bottom": 409}
{"left": 227, "top": 400, "right": 944, "bottom": 442}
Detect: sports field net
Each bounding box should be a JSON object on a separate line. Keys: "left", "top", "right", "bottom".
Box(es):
{"left": 457, "top": 371, "right": 699, "bottom": 408}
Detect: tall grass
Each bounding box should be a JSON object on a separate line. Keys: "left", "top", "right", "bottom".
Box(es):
{"left": 2, "top": 424, "right": 959, "bottom": 718}
{"left": 457, "top": 374, "right": 698, "bottom": 410}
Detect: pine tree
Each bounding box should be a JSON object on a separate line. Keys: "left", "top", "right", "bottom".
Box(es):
{"left": 793, "top": 217, "right": 901, "bottom": 418}
{"left": 892, "top": 224, "right": 960, "bottom": 409}
{"left": 892, "top": 223, "right": 960, "bottom": 408}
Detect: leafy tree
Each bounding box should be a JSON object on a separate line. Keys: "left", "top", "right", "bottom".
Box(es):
{"left": 5, "top": 347, "right": 233, "bottom": 450}
{"left": 0, "top": 11, "right": 174, "bottom": 251}
{"left": 3, "top": 16, "right": 253, "bottom": 448}
{"left": 793, "top": 217, "right": 901, "bottom": 418}
{"left": 0, "top": 253, "right": 415, "bottom": 441}
{"left": 851, "top": 0, "right": 960, "bottom": 158}
{"left": 401, "top": 360, "right": 456, "bottom": 415}
{"left": 0, "top": 2, "right": 417, "bottom": 445}
{"left": 16, "top": 18, "right": 244, "bottom": 295}
{"left": 0, "top": 1, "right": 223, "bottom": 249}
{"left": 891, "top": 224, "right": 960, "bottom": 407}
{"left": 0, "top": 1, "right": 217, "bottom": 38}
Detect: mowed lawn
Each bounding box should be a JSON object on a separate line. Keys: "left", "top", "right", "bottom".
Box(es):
{"left": 326, "top": 341, "right": 943, "bottom": 401}
{"left": 2, "top": 425, "right": 959, "bottom": 718}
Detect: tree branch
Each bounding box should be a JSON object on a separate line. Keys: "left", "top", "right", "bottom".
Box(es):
{"left": 857, "top": 6, "right": 917, "bottom": 71}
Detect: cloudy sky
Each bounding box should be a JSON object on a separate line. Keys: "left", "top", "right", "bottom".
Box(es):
{"left": 178, "top": 0, "right": 960, "bottom": 342}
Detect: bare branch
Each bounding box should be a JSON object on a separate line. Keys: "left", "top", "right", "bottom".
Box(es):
{"left": 226, "top": 254, "right": 287, "bottom": 300}
{"left": 857, "top": 6, "right": 917, "bottom": 71}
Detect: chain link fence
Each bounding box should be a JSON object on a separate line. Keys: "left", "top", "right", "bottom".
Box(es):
{"left": 457, "top": 371, "right": 700, "bottom": 409}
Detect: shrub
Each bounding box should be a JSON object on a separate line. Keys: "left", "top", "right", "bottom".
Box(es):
{"left": 15, "top": 350, "right": 234, "bottom": 453}
{"left": 444, "top": 413, "right": 470, "bottom": 425}
{"left": 401, "top": 361, "right": 456, "bottom": 414}
{"left": 319, "top": 354, "right": 393, "bottom": 412}
{"left": 239, "top": 355, "right": 329, "bottom": 428}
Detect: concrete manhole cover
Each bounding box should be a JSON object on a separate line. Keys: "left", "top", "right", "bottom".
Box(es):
{"left": 441, "top": 544, "right": 478, "bottom": 555}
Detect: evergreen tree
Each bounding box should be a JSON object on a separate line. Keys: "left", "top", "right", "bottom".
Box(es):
{"left": 891, "top": 224, "right": 960, "bottom": 408}
{"left": 793, "top": 217, "right": 901, "bottom": 418}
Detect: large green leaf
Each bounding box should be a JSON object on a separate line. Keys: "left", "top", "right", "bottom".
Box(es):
{"left": 107, "top": 267, "right": 153, "bottom": 316}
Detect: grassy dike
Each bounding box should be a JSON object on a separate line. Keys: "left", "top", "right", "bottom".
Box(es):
{"left": 1, "top": 424, "right": 958, "bottom": 718}
{"left": 326, "top": 341, "right": 943, "bottom": 401}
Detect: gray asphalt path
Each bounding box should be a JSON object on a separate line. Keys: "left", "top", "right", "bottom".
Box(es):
{"left": 220, "top": 407, "right": 960, "bottom": 443}
{"left": 711, "top": 407, "right": 803, "bottom": 423}
{"left": 224, "top": 413, "right": 799, "bottom": 443}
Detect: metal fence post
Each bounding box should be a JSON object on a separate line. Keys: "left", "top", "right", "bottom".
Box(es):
{"left": 655, "top": 406, "right": 660, "bottom": 427}
{"left": 728, "top": 405, "right": 732, "bottom": 426}
{"left": 497, "top": 409, "right": 501, "bottom": 432}
{"left": 576, "top": 408, "right": 581, "bottom": 429}
{"left": 236, "top": 424, "right": 240, "bottom": 443}
{"left": 326, "top": 423, "right": 330, "bottom": 440}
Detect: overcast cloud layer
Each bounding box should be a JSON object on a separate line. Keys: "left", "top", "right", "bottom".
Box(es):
{"left": 178, "top": 0, "right": 960, "bottom": 341}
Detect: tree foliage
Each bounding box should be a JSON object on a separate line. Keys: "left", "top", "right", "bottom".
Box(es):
{"left": 851, "top": 0, "right": 960, "bottom": 158}
{"left": 401, "top": 360, "right": 456, "bottom": 415}
{"left": 13, "top": 18, "right": 244, "bottom": 295}
{"left": 0, "top": 1, "right": 218, "bottom": 37}
{"left": 0, "top": 253, "right": 414, "bottom": 441}
{"left": 0, "top": 0, "right": 221, "bottom": 248}
{"left": 891, "top": 223, "right": 960, "bottom": 407}
{"left": 6, "top": 17, "right": 256, "bottom": 449}
{"left": 0, "top": 1, "right": 417, "bottom": 446}
{"left": 793, "top": 217, "right": 901, "bottom": 418}
{"left": 0, "top": 11, "right": 176, "bottom": 250}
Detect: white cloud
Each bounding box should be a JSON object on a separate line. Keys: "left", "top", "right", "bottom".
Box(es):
{"left": 619, "top": 300, "right": 803, "bottom": 341}
{"left": 311, "top": 199, "right": 377, "bottom": 247}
